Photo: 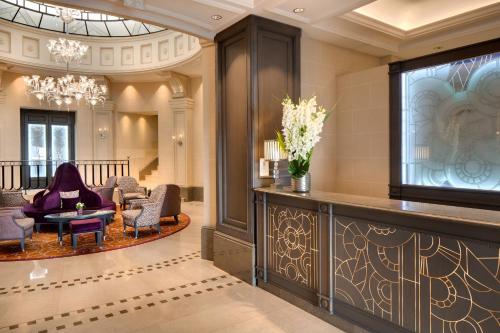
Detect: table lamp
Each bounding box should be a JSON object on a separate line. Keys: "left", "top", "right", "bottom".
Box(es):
{"left": 264, "top": 139, "right": 287, "bottom": 187}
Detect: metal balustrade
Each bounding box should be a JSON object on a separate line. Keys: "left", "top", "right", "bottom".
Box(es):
{"left": 0, "top": 159, "right": 130, "bottom": 190}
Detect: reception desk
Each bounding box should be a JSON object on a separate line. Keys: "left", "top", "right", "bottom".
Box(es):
{"left": 254, "top": 187, "right": 499, "bottom": 333}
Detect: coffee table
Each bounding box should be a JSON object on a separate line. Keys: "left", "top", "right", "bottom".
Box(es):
{"left": 44, "top": 210, "right": 115, "bottom": 245}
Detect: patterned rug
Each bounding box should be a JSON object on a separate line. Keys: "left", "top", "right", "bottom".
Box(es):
{"left": 0, "top": 209, "right": 190, "bottom": 262}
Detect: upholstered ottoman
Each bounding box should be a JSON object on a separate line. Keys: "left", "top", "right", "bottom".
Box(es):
{"left": 70, "top": 218, "right": 103, "bottom": 249}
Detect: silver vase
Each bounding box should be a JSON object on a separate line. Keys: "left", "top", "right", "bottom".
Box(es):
{"left": 291, "top": 173, "right": 311, "bottom": 193}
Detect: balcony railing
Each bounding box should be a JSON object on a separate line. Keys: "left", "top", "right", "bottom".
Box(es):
{"left": 0, "top": 159, "right": 130, "bottom": 191}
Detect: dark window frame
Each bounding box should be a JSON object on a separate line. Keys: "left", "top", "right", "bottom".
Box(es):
{"left": 389, "top": 38, "right": 500, "bottom": 211}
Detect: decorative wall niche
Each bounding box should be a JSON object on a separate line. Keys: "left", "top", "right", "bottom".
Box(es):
{"left": 0, "top": 30, "right": 11, "bottom": 53}
{"left": 158, "top": 40, "right": 169, "bottom": 61}
{"left": 174, "top": 35, "right": 184, "bottom": 57}
{"left": 121, "top": 46, "right": 134, "bottom": 65}
{"left": 82, "top": 46, "right": 92, "bottom": 65}
{"left": 22, "top": 36, "right": 39, "bottom": 59}
{"left": 140, "top": 43, "right": 152, "bottom": 64}
{"left": 188, "top": 36, "right": 197, "bottom": 51}
{"left": 100, "top": 47, "right": 114, "bottom": 66}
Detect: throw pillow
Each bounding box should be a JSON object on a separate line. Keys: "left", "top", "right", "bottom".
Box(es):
{"left": 60, "top": 190, "right": 80, "bottom": 210}
{"left": 61, "top": 197, "right": 81, "bottom": 210}
{"left": 60, "top": 190, "right": 79, "bottom": 199}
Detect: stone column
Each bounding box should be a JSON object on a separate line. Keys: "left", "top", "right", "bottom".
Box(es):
{"left": 169, "top": 97, "right": 194, "bottom": 187}
{"left": 200, "top": 41, "right": 216, "bottom": 260}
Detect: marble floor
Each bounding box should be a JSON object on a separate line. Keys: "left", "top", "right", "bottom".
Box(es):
{"left": 0, "top": 202, "right": 344, "bottom": 333}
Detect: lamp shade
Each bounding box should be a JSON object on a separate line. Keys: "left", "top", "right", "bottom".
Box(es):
{"left": 264, "top": 140, "right": 287, "bottom": 161}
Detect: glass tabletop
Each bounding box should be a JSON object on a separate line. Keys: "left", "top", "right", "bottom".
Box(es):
{"left": 45, "top": 210, "right": 115, "bottom": 221}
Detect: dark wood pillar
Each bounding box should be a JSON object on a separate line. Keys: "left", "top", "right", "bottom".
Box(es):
{"left": 214, "top": 15, "right": 301, "bottom": 283}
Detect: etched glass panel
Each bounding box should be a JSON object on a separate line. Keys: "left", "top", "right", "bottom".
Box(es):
{"left": 401, "top": 52, "right": 500, "bottom": 191}
{"left": 51, "top": 125, "right": 69, "bottom": 175}
{"left": 28, "top": 124, "right": 46, "bottom": 177}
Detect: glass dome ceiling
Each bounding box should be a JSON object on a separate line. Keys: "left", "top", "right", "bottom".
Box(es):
{"left": 0, "top": 0, "right": 166, "bottom": 37}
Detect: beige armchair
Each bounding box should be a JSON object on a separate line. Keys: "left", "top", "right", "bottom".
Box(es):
{"left": 122, "top": 185, "right": 166, "bottom": 238}
{"left": 0, "top": 208, "right": 34, "bottom": 251}
{"left": 91, "top": 176, "right": 117, "bottom": 202}
{"left": 0, "top": 189, "right": 29, "bottom": 208}
{"left": 117, "top": 176, "right": 147, "bottom": 209}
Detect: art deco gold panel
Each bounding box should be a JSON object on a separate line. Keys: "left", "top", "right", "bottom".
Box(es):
{"left": 334, "top": 216, "right": 500, "bottom": 333}
{"left": 268, "top": 205, "right": 318, "bottom": 290}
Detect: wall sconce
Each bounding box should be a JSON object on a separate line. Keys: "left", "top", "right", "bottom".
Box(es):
{"left": 98, "top": 127, "right": 109, "bottom": 140}
{"left": 172, "top": 133, "right": 184, "bottom": 146}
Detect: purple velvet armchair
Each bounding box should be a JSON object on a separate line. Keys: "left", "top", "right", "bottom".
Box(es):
{"left": 23, "top": 163, "right": 116, "bottom": 226}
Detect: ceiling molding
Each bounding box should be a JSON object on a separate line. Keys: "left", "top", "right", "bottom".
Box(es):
{"left": 342, "top": 12, "right": 405, "bottom": 38}
{"left": 344, "top": 2, "right": 500, "bottom": 39}
{"left": 405, "top": 2, "right": 500, "bottom": 38}
{"left": 193, "top": 0, "right": 246, "bottom": 14}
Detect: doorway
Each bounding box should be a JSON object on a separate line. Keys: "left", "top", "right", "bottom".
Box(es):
{"left": 20, "top": 109, "right": 75, "bottom": 188}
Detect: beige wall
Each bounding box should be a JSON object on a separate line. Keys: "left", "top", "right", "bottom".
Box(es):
{"left": 0, "top": 71, "right": 103, "bottom": 162}
{"left": 335, "top": 65, "right": 389, "bottom": 198}
{"left": 115, "top": 112, "right": 158, "bottom": 180}
{"left": 111, "top": 81, "right": 173, "bottom": 185}
{"left": 300, "top": 37, "right": 380, "bottom": 192}
{"left": 111, "top": 79, "right": 204, "bottom": 188}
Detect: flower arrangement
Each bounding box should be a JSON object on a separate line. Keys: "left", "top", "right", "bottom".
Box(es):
{"left": 76, "top": 202, "right": 85, "bottom": 215}
{"left": 277, "top": 96, "right": 328, "bottom": 182}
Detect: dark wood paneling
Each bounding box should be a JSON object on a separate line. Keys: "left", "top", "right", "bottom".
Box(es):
{"left": 216, "top": 15, "right": 301, "bottom": 243}
{"left": 389, "top": 38, "right": 500, "bottom": 210}
{"left": 222, "top": 35, "right": 249, "bottom": 229}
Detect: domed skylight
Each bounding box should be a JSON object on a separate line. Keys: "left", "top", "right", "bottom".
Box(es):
{"left": 0, "top": 0, "right": 166, "bottom": 37}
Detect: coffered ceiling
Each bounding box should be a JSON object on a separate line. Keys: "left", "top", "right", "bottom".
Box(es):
{"left": 42, "top": 0, "right": 500, "bottom": 58}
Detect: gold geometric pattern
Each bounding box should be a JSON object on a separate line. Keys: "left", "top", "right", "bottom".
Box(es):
{"left": 334, "top": 216, "right": 500, "bottom": 333}
{"left": 268, "top": 205, "right": 318, "bottom": 289}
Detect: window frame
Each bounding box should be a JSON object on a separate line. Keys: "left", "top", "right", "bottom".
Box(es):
{"left": 389, "top": 38, "right": 500, "bottom": 211}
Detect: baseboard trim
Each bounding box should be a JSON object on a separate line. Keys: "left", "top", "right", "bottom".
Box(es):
{"left": 180, "top": 186, "right": 204, "bottom": 202}
{"left": 258, "top": 281, "right": 370, "bottom": 333}
{"left": 201, "top": 225, "right": 215, "bottom": 260}
{"left": 213, "top": 231, "right": 255, "bottom": 285}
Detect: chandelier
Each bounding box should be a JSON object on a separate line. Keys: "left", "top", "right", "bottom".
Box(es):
{"left": 47, "top": 38, "right": 88, "bottom": 64}
{"left": 23, "top": 6, "right": 107, "bottom": 108}
{"left": 23, "top": 74, "right": 107, "bottom": 107}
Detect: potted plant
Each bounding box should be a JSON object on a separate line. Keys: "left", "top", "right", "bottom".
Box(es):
{"left": 76, "top": 202, "right": 85, "bottom": 215}
{"left": 277, "top": 96, "right": 328, "bottom": 193}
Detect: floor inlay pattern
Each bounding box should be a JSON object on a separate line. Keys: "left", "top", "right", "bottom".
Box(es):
{"left": 0, "top": 251, "right": 200, "bottom": 296}
{"left": 0, "top": 274, "right": 240, "bottom": 332}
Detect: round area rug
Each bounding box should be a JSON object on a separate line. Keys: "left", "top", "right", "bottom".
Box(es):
{"left": 0, "top": 210, "right": 190, "bottom": 261}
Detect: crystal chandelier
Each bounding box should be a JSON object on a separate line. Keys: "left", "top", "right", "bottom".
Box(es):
{"left": 47, "top": 38, "right": 88, "bottom": 64}
{"left": 23, "top": 6, "right": 107, "bottom": 108}
{"left": 23, "top": 74, "right": 107, "bottom": 107}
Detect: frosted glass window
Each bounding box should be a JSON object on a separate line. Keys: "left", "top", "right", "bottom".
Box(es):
{"left": 401, "top": 52, "right": 500, "bottom": 191}
{"left": 51, "top": 125, "right": 69, "bottom": 176}
{"left": 28, "top": 124, "right": 47, "bottom": 177}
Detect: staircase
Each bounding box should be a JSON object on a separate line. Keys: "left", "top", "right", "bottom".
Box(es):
{"left": 139, "top": 157, "right": 159, "bottom": 189}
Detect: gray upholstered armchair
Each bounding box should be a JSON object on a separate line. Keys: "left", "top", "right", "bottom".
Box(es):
{"left": 117, "top": 176, "right": 147, "bottom": 209}
{"left": 0, "top": 208, "right": 35, "bottom": 251}
{"left": 122, "top": 185, "right": 166, "bottom": 238}
{"left": 0, "top": 189, "right": 29, "bottom": 208}
{"left": 161, "top": 184, "right": 181, "bottom": 223}
{"left": 91, "top": 176, "right": 117, "bottom": 202}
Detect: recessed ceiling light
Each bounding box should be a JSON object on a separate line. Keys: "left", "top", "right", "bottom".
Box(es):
{"left": 293, "top": 8, "right": 305, "bottom": 14}
{"left": 211, "top": 14, "right": 222, "bottom": 20}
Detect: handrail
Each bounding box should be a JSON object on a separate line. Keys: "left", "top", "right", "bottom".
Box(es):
{"left": 0, "top": 159, "right": 130, "bottom": 191}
